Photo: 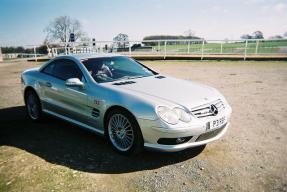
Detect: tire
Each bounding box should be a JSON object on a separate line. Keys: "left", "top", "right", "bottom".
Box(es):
{"left": 106, "top": 109, "right": 144, "bottom": 155}
{"left": 25, "top": 89, "right": 43, "bottom": 122}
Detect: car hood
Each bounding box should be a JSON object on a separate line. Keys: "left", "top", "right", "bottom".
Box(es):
{"left": 107, "top": 76, "right": 222, "bottom": 109}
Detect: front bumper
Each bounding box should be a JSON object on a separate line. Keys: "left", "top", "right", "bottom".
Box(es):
{"left": 143, "top": 122, "right": 229, "bottom": 152}
{"left": 137, "top": 102, "right": 232, "bottom": 152}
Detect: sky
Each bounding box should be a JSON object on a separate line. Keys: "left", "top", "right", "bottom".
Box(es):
{"left": 0, "top": 0, "right": 287, "bottom": 46}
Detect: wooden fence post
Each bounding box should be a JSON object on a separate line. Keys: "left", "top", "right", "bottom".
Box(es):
{"left": 0, "top": 48, "right": 3, "bottom": 62}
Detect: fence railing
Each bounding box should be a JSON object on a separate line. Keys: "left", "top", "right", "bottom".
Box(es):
{"left": 46, "top": 39, "right": 287, "bottom": 60}
{"left": 2, "top": 53, "right": 45, "bottom": 60}
{"left": 2, "top": 39, "right": 286, "bottom": 61}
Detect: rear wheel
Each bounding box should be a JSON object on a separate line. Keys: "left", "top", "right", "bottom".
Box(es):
{"left": 106, "top": 109, "right": 143, "bottom": 155}
{"left": 25, "top": 90, "right": 42, "bottom": 121}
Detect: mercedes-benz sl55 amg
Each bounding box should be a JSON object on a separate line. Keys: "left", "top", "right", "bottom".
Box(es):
{"left": 21, "top": 54, "right": 232, "bottom": 155}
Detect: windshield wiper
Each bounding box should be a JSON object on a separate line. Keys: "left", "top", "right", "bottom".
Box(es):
{"left": 126, "top": 75, "right": 146, "bottom": 80}
{"left": 115, "top": 76, "right": 131, "bottom": 81}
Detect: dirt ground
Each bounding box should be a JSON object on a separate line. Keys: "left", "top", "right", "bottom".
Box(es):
{"left": 0, "top": 59, "right": 286, "bottom": 192}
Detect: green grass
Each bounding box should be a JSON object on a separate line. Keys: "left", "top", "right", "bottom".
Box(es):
{"left": 152, "top": 40, "right": 287, "bottom": 54}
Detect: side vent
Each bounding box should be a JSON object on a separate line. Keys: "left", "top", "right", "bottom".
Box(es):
{"left": 92, "top": 108, "right": 100, "bottom": 118}
{"left": 155, "top": 75, "right": 166, "bottom": 79}
{"left": 113, "top": 81, "right": 136, "bottom": 85}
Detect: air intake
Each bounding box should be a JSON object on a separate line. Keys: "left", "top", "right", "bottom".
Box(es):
{"left": 113, "top": 81, "right": 136, "bottom": 85}
{"left": 91, "top": 108, "right": 100, "bottom": 118}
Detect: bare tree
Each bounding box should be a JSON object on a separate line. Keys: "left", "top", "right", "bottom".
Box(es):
{"left": 184, "top": 29, "right": 195, "bottom": 37}
{"left": 113, "top": 33, "right": 129, "bottom": 48}
{"left": 44, "top": 16, "right": 85, "bottom": 43}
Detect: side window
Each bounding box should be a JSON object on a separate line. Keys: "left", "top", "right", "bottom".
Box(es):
{"left": 42, "top": 59, "right": 83, "bottom": 81}
{"left": 42, "top": 62, "right": 55, "bottom": 75}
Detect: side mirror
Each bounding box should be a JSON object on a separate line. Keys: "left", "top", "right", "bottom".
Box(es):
{"left": 65, "top": 78, "right": 84, "bottom": 88}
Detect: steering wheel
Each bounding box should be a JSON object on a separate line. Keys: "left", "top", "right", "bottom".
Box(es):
{"left": 93, "top": 72, "right": 113, "bottom": 82}
{"left": 102, "top": 65, "right": 113, "bottom": 78}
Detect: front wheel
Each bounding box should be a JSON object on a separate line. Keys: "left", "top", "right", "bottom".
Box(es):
{"left": 106, "top": 109, "right": 144, "bottom": 155}
{"left": 25, "top": 90, "right": 42, "bottom": 121}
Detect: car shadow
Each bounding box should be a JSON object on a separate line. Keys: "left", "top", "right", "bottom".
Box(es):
{"left": 0, "top": 106, "right": 205, "bottom": 174}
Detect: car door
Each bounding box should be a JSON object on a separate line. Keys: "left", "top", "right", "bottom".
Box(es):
{"left": 40, "top": 59, "right": 90, "bottom": 124}
{"left": 39, "top": 60, "right": 60, "bottom": 111}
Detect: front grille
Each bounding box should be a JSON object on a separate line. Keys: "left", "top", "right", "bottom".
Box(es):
{"left": 190, "top": 99, "right": 225, "bottom": 118}
{"left": 196, "top": 125, "right": 225, "bottom": 142}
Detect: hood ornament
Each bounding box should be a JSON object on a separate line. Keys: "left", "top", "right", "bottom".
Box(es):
{"left": 209, "top": 104, "right": 218, "bottom": 116}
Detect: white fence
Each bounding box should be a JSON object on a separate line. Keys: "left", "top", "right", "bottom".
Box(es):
{"left": 47, "top": 39, "right": 287, "bottom": 60}
{"left": 2, "top": 53, "right": 45, "bottom": 60}
{"left": 2, "top": 39, "right": 287, "bottom": 61}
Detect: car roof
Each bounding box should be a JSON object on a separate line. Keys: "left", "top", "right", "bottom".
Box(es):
{"left": 55, "top": 53, "right": 124, "bottom": 60}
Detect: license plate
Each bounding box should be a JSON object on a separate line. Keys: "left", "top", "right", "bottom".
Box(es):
{"left": 209, "top": 116, "right": 226, "bottom": 130}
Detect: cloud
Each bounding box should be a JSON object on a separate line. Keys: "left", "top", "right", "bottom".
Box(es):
{"left": 210, "top": 5, "right": 228, "bottom": 13}
{"left": 243, "top": 0, "right": 266, "bottom": 5}
{"left": 273, "top": 2, "right": 287, "bottom": 13}
{"left": 259, "top": 2, "right": 287, "bottom": 15}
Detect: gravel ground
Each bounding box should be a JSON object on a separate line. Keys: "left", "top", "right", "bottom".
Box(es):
{"left": 0, "top": 60, "right": 286, "bottom": 192}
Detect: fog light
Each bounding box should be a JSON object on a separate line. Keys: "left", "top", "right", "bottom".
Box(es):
{"left": 176, "top": 137, "right": 185, "bottom": 144}
{"left": 157, "top": 136, "right": 192, "bottom": 145}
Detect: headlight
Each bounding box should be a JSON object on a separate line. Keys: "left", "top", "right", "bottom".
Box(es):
{"left": 156, "top": 106, "right": 179, "bottom": 125}
{"left": 174, "top": 107, "right": 191, "bottom": 123}
{"left": 156, "top": 106, "right": 192, "bottom": 125}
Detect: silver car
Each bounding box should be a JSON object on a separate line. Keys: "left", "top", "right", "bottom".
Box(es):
{"left": 21, "top": 54, "right": 232, "bottom": 155}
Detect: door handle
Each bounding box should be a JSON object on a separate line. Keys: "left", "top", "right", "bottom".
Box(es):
{"left": 45, "top": 82, "right": 52, "bottom": 87}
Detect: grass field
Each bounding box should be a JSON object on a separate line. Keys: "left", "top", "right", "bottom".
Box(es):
{"left": 150, "top": 39, "right": 287, "bottom": 54}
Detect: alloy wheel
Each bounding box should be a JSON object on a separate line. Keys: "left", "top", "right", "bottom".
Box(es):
{"left": 108, "top": 114, "right": 135, "bottom": 152}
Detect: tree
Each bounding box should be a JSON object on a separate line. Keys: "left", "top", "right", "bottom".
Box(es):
{"left": 142, "top": 35, "right": 202, "bottom": 46}
{"left": 241, "top": 31, "right": 264, "bottom": 39}
{"left": 44, "top": 16, "right": 85, "bottom": 43}
{"left": 269, "top": 35, "right": 283, "bottom": 39}
{"left": 184, "top": 29, "right": 195, "bottom": 37}
{"left": 1, "top": 46, "right": 46, "bottom": 54}
{"left": 113, "top": 33, "right": 129, "bottom": 48}
{"left": 37, "top": 45, "right": 48, "bottom": 54}
{"left": 1, "top": 46, "right": 25, "bottom": 53}
{"left": 240, "top": 34, "right": 252, "bottom": 39}
{"left": 252, "top": 31, "right": 264, "bottom": 39}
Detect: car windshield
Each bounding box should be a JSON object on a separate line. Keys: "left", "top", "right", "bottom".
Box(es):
{"left": 81, "top": 56, "right": 157, "bottom": 83}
